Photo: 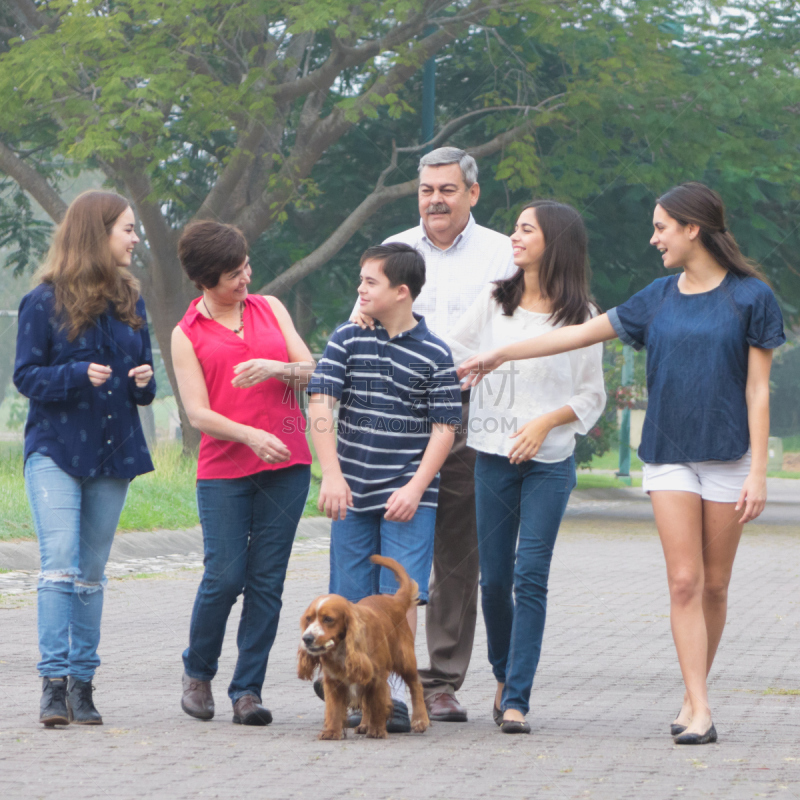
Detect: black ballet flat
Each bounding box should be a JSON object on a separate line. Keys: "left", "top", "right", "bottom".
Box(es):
{"left": 670, "top": 708, "right": 687, "bottom": 736}
{"left": 673, "top": 723, "right": 717, "bottom": 745}
{"left": 500, "top": 719, "right": 531, "bottom": 735}
{"left": 493, "top": 703, "right": 503, "bottom": 727}
{"left": 670, "top": 723, "right": 687, "bottom": 736}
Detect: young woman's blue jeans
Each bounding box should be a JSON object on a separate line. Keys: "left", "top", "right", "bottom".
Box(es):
{"left": 475, "top": 452, "right": 576, "bottom": 715}
{"left": 183, "top": 464, "right": 310, "bottom": 706}
{"left": 24, "top": 453, "right": 130, "bottom": 681}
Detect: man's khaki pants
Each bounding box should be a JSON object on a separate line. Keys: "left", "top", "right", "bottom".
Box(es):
{"left": 419, "top": 398, "right": 479, "bottom": 700}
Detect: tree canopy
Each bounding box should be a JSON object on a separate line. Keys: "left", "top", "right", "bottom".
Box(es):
{"left": 1, "top": 0, "right": 798, "bottom": 442}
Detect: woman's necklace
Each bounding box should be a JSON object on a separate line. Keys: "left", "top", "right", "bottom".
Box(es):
{"left": 519, "top": 295, "right": 550, "bottom": 314}
{"left": 202, "top": 297, "right": 244, "bottom": 334}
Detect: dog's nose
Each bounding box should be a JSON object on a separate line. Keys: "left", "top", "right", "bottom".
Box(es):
{"left": 302, "top": 633, "right": 315, "bottom": 646}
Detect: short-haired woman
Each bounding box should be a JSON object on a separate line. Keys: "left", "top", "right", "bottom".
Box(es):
{"left": 14, "top": 190, "right": 155, "bottom": 726}
{"left": 173, "top": 220, "right": 314, "bottom": 726}
{"left": 447, "top": 201, "right": 606, "bottom": 733}
{"left": 460, "top": 184, "right": 785, "bottom": 743}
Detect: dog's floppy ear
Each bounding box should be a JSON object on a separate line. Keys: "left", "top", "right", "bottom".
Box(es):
{"left": 297, "top": 646, "right": 318, "bottom": 681}
{"left": 344, "top": 606, "right": 374, "bottom": 684}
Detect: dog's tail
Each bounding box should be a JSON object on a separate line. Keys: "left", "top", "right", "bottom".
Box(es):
{"left": 370, "top": 555, "right": 419, "bottom": 610}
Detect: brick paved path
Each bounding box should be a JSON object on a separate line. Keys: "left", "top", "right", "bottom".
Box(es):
{"left": 2, "top": 519, "right": 799, "bottom": 800}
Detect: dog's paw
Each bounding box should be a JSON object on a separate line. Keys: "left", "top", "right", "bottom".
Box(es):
{"left": 365, "top": 727, "right": 389, "bottom": 739}
{"left": 355, "top": 723, "right": 368, "bottom": 735}
{"left": 411, "top": 719, "right": 429, "bottom": 733}
{"left": 318, "top": 728, "right": 344, "bottom": 741}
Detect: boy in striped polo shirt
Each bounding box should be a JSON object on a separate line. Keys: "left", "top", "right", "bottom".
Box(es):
{"left": 307, "top": 243, "right": 462, "bottom": 731}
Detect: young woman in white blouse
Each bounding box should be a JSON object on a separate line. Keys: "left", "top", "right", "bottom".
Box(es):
{"left": 447, "top": 200, "right": 606, "bottom": 734}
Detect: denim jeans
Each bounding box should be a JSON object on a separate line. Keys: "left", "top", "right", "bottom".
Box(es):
{"left": 475, "top": 452, "right": 576, "bottom": 715}
{"left": 329, "top": 506, "right": 436, "bottom": 603}
{"left": 183, "top": 464, "right": 310, "bottom": 705}
{"left": 24, "top": 453, "right": 130, "bottom": 681}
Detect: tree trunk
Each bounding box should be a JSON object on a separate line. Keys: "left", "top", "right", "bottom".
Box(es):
{"left": 293, "top": 281, "right": 315, "bottom": 341}
{"left": 141, "top": 252, "right": 202, "bottom": 456}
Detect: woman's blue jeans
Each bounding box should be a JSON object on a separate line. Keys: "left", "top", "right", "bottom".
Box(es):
{"left": 24, "top": 453, "right": 130, "bottom": 681}
{"left": 183, "top": 464, "right": 310, "bottom": 705}
{"left": 475, "top": 452, "right": 576, "bottom": 715}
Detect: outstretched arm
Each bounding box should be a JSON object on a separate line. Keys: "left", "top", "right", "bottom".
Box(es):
{"left": 459, "top": 313, "right": 618, "bottom": 387}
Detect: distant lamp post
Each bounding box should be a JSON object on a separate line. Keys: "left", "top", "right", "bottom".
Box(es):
{"left": 616, "top": 344, "right": 634, "bottom": 485}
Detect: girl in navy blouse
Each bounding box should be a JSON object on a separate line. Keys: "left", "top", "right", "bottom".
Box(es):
{"left": 459, "top": 183, "right": 785, "bottom": 745}
{"left": 14, "top": 191, "right": 155, "bottom": 727}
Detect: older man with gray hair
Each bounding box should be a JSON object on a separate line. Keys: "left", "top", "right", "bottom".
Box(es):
{"left": 351, "top": 147, "right": 515, "bottom": 723}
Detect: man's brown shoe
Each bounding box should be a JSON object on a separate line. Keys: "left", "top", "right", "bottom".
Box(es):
{"left": 181, "top": 672, "right": 214, "bottom": 720}
{"left": 232, "top": 694, "right": 273, "bottom": 726}
{"left": 426, "top": 691, "right": 468, "bottom": 722}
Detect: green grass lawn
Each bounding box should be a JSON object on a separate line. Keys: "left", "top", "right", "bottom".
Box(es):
{"left": 584, "top": 448, "right": 644, "bottom": 472}
{"left": 576, "top": 473, "right": 642, "bottom": 489}
{"left": 0, "top": 442, "right": 323, "bottom": 542}
{"left": 0, "top": 443, "right": 201, "bottom": 542}
{"left": 0, "top": 434, "right": 794, "bottom": 542}
{"left": 781, "top": 435, "right": 800, "bottom": 452}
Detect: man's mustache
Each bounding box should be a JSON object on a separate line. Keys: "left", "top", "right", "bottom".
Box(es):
{"left": 426, "top": 203, "right": 450, "bottom": 215}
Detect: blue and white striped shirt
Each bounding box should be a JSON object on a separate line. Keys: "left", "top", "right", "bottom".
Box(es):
{"left": 307, "top": 316, "right": 462, "bottom": 512}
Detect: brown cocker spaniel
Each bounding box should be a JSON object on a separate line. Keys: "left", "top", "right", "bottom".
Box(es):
{"left": 297, "top": 555, "right": 430, "bottom": 740}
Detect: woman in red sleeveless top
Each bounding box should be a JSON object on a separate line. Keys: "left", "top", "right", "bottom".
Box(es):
{"left": 171, "top": 221, "right": 313, "bottom": 726}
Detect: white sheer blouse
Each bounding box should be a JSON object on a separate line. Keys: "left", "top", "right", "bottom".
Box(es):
{"left": 446, "top": 286, "right": 607, "bottom": 462}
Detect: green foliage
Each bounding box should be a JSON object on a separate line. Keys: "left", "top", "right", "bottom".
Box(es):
{"left": 5, "top": 394, "right": 28, "bottom": 432}
{"left": 0, "top": 0, "right": 798, "bottom": 357}
{"left": 0, "top": 183, "right": 52, "bottom": 275}
{"left": 573, "top": 411, "right": 616, "bottom": 470}
{"left": 771, "top": 339, "right": 800, "bottom": 437}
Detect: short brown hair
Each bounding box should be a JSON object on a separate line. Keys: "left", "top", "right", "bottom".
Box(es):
{"left": 359, "top": 243, "right": 426, "bottom": 300}
{"left": 178, "top": 221, "right": 248, "bottom": 290}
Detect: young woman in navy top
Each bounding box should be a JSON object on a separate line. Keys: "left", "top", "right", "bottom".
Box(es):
{"left": 14, "top": 191, "right": 155, "bottom": 727}
{"left": 460, "top": 183, "right": 785, "bottom": 744}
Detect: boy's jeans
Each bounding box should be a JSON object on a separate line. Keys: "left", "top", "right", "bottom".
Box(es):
{"left": 25, "top": 453, "right": 129, "bottom": 680}
{"left": 329, "top": 507, "right": 436, "bottom": 603}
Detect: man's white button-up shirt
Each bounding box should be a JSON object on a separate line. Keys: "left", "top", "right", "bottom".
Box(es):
{"left": 379, "top": 214, "right": 516, "bottom": 343}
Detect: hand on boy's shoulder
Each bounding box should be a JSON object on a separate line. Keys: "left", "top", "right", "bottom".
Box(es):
{"left": 349, "top": 309, "right": 375, "bottom": 330}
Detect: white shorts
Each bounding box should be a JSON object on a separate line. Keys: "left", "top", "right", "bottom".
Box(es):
{"left": 642, "top": 450, "right": 751, "bottom": 503}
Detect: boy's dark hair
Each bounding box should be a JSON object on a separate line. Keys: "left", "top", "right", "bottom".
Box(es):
{"left": 360, "top": 243, "right": 426, "bottom": 300}
{"left": 178, "top": 220, "right": 248, "bottom": 290}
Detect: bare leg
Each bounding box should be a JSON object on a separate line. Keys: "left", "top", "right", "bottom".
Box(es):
{"left": 650, "top": 491, "right": 712, "bottom": 735}
{"left": 702, "top": 500, "right": 744, "bottom": 665}
{"left": 675, "top": 500, "right": 744, "bottom": 726}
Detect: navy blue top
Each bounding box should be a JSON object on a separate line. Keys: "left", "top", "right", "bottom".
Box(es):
{"left": 307, "top": 315, "right": 462, "bottom": 512}
{"left": 14, "top": 283, "right": 156, "bottom": 479}
{"left": 607, "top": 272, "right": 785, "bottom": 464}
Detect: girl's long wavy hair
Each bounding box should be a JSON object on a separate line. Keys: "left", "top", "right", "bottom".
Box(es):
{"left": 656, "top": 182, "right": 767, "bottom": 283}
{"left": 492, "top": 200, "right": 598, "bottom": 326}
{"left": 37, "top": 190, "right": 144, "bottom": 340}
